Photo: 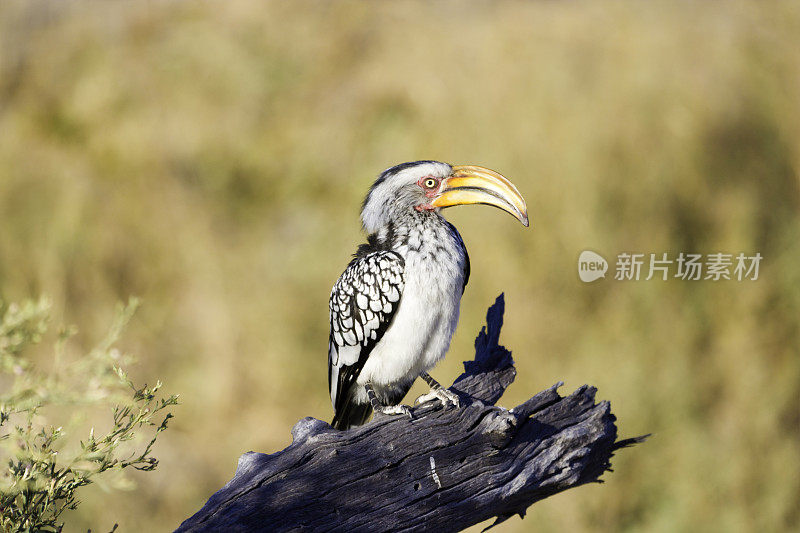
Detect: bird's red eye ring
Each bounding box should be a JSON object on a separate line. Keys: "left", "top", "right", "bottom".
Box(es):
{"left": 423, "top": 178, "right": 438, "bottom": 189}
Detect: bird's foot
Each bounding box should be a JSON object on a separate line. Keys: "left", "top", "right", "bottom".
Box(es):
{"left": 415, "top": 387, "right": 460, "bottom": 409}
{"left": 375, "top": 404, "right": 413, "bottom": 420}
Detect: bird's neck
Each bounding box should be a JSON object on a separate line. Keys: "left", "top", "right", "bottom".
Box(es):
{"left": 361, "top": 211, "right": 460, "bottom": 257}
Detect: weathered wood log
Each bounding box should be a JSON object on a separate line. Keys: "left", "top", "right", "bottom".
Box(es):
{"left": 176, "top": 294, "right": 646, "bottom": 533}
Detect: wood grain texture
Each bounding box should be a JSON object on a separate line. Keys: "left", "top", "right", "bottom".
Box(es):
{"left": 176, "top": 295, "right": 646, "bottom": 533}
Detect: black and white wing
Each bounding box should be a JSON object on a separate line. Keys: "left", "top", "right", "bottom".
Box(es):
{"left": 328, "top": 251, "right": 404, "bottom": 428}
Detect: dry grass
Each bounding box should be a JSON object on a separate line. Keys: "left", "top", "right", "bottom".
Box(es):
{"left": 1, "top": 1, "right": 799, "bottom": 531}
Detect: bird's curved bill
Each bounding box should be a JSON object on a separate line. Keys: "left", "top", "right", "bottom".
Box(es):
{"left": 431, "top": 165, "right": 529, "bottom": 226}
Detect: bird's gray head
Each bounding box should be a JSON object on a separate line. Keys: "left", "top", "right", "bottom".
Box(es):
{"left": 360, "top": 160, "right": 529, "bottom": 234}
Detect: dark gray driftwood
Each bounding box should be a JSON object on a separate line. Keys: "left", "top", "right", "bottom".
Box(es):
{"left": 177, "top": 294, "right": 646, "bottom": 533}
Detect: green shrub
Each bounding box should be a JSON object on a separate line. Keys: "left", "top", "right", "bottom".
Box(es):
{"left": 0, "top": 298, "right": 177, "bottom": 532}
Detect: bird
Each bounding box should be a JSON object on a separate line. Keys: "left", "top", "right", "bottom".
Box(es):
{"left": 328, "top": 161, "right": 528, "bottom": 430}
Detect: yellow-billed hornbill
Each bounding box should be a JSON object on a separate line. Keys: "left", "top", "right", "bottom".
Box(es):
{"left": 329, "top": 161, "right": 528, "bottom": 430}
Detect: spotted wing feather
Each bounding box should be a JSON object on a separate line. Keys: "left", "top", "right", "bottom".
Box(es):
{"left": 328, "top": 251, "right": 404, "bottom": 426}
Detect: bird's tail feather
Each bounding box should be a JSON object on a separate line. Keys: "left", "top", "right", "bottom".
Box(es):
{"left": 331, "top": 396, "right": 373, "bottom": 430}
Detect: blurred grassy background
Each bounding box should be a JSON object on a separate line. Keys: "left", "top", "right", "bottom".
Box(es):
{"left": 1, "top": 0, "right": 799, "bottom": 531}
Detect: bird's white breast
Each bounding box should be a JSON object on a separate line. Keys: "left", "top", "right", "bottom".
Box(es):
{"left": 356, "top": 220, "right": 466, "bottom": 391}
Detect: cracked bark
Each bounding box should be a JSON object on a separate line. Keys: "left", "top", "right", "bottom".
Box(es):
{"left": 176, "top": 294, "right": 646, "bottom": 533}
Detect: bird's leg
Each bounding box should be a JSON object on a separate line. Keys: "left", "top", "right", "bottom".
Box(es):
{"left": 415, "top": 371, "right": 460, "bottom": 408}
{"left": 365, "top": 383, "right": 412, "bottom": 420}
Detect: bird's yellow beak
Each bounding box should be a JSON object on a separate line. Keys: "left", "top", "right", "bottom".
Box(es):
{"left": 431, "top": 165, "right": 529, "bottom": 227}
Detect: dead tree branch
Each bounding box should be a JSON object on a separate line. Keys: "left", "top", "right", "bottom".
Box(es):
{"left": 176, "top": 294, "right": 646, "bottom": 532}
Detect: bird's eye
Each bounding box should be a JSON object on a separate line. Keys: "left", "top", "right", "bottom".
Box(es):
{"left": 423, "top": 178, "right": 438, "bottom": 189}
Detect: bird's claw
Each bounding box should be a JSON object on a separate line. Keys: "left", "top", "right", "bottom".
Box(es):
{"left": 415, "top": 387, "right": 460, "bottom": 409}
{"left": 376, "top": 404, "right": 413, "bottom": 420}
